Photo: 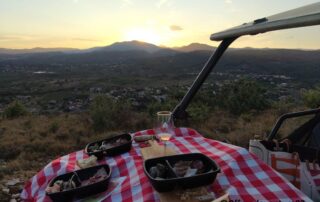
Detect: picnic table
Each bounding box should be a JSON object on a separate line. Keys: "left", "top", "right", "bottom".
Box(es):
{"left": 21, "top": 127, "right": 311, "bottom": 202}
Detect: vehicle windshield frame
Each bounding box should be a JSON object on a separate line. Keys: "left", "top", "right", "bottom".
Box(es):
{"left": 172, "top": 2, "right": 320, "bottom": 122}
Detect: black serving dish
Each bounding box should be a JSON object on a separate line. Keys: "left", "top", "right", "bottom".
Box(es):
{"left": 46, "top": 164, "right": 111, "bottom": 202}
{"left": 144, "top": 153, "right": 220, "bottom": 192}
{"left": 85, "top": 133, "right": 132, "bottom": 159}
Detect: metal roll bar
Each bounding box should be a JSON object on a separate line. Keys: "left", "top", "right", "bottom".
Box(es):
{"left": 172, "top": 37, "right": 237, "bottom": 121}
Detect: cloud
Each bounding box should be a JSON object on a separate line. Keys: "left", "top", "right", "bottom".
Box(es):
{"left": 0, "top": 36, "right": 20, "bottom": 41}
{"left": 72, "top": 37, "right": 101, "bottom": 42}
{"left": 170, "top": 25, "right": 183, "bottom": 31}
{"left": 224, "top": 0, "right": 232, "bottom": 4}
{"left": 0, "top": 35, "right": 34, "bottom": 41}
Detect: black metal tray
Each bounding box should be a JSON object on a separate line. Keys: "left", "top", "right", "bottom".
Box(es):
{"left": 144, "top": 153, "right": 220, "bottom": 192}
{"left": 46, "top": 164, "right": 111, "bottom": 202}
{"left": 85, "top": 133, "right": 132, "bottom": 159}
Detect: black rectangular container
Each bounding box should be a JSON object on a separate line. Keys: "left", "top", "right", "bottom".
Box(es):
{"left": 144, "top": 153, "right": 220, "bottom": 192}
{"left": 46, "top": 164, "right": 111, "bottom": 202}
{"left": 85, "top": 133, "right": 132, "bottom": 159}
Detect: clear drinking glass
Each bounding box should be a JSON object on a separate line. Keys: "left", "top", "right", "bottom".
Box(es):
{"left": 156, "top": 111, "right": 174, "bottom": 154}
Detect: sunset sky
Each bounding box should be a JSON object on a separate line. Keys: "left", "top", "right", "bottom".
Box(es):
{"left": 1, "top": 0, "right": 319, "bottom": 49}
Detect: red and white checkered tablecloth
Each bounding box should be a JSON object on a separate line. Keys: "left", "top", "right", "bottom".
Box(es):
{"left": 21, "top": 127, "right": 311, "bottom": 202}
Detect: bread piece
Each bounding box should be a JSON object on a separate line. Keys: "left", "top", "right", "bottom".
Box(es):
{"left": 76, "top": 155, "right": 98, "bottom": 169}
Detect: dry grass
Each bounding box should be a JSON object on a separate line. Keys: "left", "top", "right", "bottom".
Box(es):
{"left": 193, "top": 110, "right": 277, "bottom": 147}
{"left": 0, "top": 107, "right": 308, "bottom": 183}
{"left": 0, "top": 113, "right": 117, "bottom": 181}
{"left": 195, "top": 107, "right": 308, "bottom": 148}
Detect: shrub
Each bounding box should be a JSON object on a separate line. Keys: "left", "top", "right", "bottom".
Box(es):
{"left": 0, "top": 143, "right": 21, "bottom": 160}
{"left": 0, "top": 167, "right": 14, "bottom": 180}
{"left": 24, "top": 120, "right": 33, "bottom": 130}
{"left": 90, "top": 95, "right": 113, "bottom": 131}
{"left": 3, "top": 101, "right": 28, "bottom": 119}
{"left": 302, "top": 86, "right": 320, "bottom": 108}
{"left": 49, "top": 121, "right": 59, "bottom": 133}
{"left": 90, "top": 95, "right": 131, "bottom": 132}
{"left": 272, "top": 96, "right": 296, "bottom": 115}
{"left": 218, "top": 79, "right": 269, "bottom": 115}
{"left": 188, "top": 102, "right": 211, "bottom": 124}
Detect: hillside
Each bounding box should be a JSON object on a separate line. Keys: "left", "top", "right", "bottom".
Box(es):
{"left": 0, "top": 41, "right": 319, "bottom": 112}
{"left": 1, "top": 42, "right": 319, "bottom": 83}
{"left": 0, "top": 41, "right": 319, "bottom": 201}
{"left": 173, "top": 43, "right": 215, "bottom": 52}
{"left": 0, "top": 47, "right": 79, "bottom": 55}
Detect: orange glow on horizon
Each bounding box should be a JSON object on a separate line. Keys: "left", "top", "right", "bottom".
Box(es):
{"left": 123, "top": 28, "right": 162, "bottom": 45}
{"left": 0, "top": 0, "right": 319, "bottom": 49}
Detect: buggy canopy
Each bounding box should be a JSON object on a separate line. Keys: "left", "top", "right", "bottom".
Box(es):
{"left": 211, "top": 2, "right": 320, "bottom": 41}
{"left": 173, "top": 2, "right": 320, "bottom": 120}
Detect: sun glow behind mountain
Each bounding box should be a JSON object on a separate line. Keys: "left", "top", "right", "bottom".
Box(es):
{"left": 0, "top": 0, "right": 319, "bottom": 49}
{"left": 124, "top": 28, "right": 162, "bottom": 45}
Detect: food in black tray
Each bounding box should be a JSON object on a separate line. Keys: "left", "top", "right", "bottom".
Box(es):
{"left": 46, "top": 164, "right": 111, "bottom": 201}
{"left": 79, "top": 168, "right": 108, "bottom": 186}
{"left": 85, "top": 133, "right": 132, "bottom": 159}
{"left": 133, "top": 135, "right": 156, "bottom": 142}
{"left": 144, "top": 153, "right": 220, "bottom": 192}
{"left": 46, "top": 175, "right": 79, "bottom": 194}
{"left": 88, "top": 137, "right": 129, "bottom": 152}
{"left": 149, "top": 163, "right": 172, "bottom": 180}
{"left": 76, "top": 156, "right": 98, "bottom": 169}
{"left": 173, "top": 160, "right": 206, "bottom": 177}
{"left": 46, "top": 168, "right": 108, "bottom": 194}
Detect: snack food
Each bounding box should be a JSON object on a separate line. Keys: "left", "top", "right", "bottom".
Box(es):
{"left": 77, "top": 155, "right": 98, "bottom": 169}
{"left": 87, "top": 137, "right": 129, "bottom": 153}
{"left": 134, "top": 135, "right": 154, "bottom": 142}
{"left": 173, "top": 160, "right": 205, "bottom": 177}
{"left": 149, "top": 163, "right": 167, "bottom": 179}
{"left": 46, "top": 168, "right": 108, "bottom": 194}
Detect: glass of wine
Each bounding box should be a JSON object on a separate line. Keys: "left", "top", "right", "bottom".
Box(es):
{"left": 156, "top": 111, "right": 174, "bottom": 155}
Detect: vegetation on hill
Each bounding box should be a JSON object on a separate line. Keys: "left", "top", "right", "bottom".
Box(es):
{"left": 0, "top": 78, "right": 316, "bottom": 185}
{"left": 0, "top": 44, "right": 319, "bottom": 200}
{"left": 90, "top": 95, "right": 149, "bottom": 132}
{"left": 3, "top": 101, "right": 28, "bottom": 119}
{"left": 217, "top": 79, "right": 269, "bottom": 115}
{"left": 302, "top": 86, "right": 320, "bottom": 108}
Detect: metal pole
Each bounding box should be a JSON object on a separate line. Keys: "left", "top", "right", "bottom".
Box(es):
{"left": 267, "top": 108, "right": 320, "bottom": 140}
{"left": 172, "top": 37, "right": 238, "bottom": 121}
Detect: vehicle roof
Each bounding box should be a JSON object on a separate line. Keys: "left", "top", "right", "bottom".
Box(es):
{"left": 210, "top": 2, "right": 320, "bottom": 41}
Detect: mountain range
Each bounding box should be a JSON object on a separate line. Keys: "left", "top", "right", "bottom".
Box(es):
{"left": 0, "top": 40, "right": 319, "bottom": 85}
{"left": 0, "top": 41, "right": 216, "bottom": 55}
{"left": 0, "top": 47, "right": 79, "bottom": 55}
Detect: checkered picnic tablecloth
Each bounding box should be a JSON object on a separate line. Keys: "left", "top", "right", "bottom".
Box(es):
{"left": 21, "top": 127, "right": 311, "bottom": 202}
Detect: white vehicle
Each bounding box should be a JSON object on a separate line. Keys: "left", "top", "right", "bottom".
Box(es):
{"left": 172, "top": 2, "right": 320, "bottom": 200}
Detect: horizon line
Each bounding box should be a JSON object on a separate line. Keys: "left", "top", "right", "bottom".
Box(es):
{"left": 0, "top": 40, "right": 319, "bottom": 51}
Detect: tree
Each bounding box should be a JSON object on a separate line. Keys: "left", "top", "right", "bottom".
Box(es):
{"left": 218, "top": 79, "right": 269, "bottom": 115}
{"left": 302, "top": 86, "right": 320, "bottom": 108}
{"left": 188, "top": 102, "right": 211, "bottom": 123}
{"left": 3, "top": 101, "right": 28, "bottom": 119}
{"left": 90, "top": 95, "right": 131, "bottom": 132}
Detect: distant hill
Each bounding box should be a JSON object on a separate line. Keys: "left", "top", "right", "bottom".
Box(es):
{"left": 0, "top": 41, "right": 217, "bottom": 55}
{"left": 1, "top": 41, "right": 320, "bottom": 84}
{"left": 173, "top": 43, "right": 215, "bottom": 52}
{"left": 0, "top": 47, "right": 79, "bottom": 55}
{"left": 89, "top": 40, "right": 161, "bottom": 53}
